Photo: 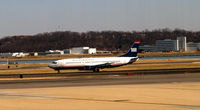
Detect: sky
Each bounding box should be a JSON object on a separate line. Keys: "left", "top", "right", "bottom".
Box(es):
{"left": 0, "top": 0, "right": 200, "bottom": 38}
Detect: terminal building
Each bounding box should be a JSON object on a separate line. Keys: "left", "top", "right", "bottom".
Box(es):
{"left": 139, "top": 45, "right": 157, "bottom": 52}
{"left": 156, "top": 39, "right": 179, "bottom": 52}
{"left": 70, "top": 47, "right": 96, "bottom": 54}
{"left": 187, "top": 42, "right": 200, "bottom": 51}
{"left": 177, "top": 37, "right": 187, "bottom": 51}
{"left": 140, "top": 36, "right": 200, "bottom": 52}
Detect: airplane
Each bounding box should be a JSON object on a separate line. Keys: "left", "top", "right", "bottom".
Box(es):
{"left": 48, "top": 41, "right": 140, "bottom": 73}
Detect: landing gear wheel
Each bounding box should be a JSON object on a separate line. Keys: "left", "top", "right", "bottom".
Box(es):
{"left": 93, "top": 67, "right": 100, "bottom": 72}
{"left": 57, "top": 69, "right": 60, "bottom": 73}
{"left": 96, "top": 68, "right": 100, "bottom": 72}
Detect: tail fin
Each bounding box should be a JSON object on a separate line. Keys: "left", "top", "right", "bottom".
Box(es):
{"left": 120, "top": 41, "right": 140, "bottom": 57}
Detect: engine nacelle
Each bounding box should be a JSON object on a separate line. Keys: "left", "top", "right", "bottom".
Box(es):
{"left": 78, "top": 66, "right": 95, "bottom": 70}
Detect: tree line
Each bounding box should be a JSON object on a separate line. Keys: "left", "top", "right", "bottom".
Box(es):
{"left": 0, "top": 29, "right": 200, "bottom": 52}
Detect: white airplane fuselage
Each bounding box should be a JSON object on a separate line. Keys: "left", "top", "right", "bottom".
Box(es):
{"left": 48, "top": 57, "right": 138, "bottom": 71}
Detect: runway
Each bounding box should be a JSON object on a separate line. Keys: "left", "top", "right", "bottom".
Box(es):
{"left": 0, "top": 72, "right": 200, "bottom": 110}
{"left": 0, "top": 72, "right": 200, "bottom": 89}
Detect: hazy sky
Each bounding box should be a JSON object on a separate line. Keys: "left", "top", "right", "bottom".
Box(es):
{"left": 0, "top": 0, "right": 200, "bottom": 37}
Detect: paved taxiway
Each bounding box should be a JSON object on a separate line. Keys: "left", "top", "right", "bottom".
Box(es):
{"left": 0, "top": 72, "right": 200, "bottom": 88}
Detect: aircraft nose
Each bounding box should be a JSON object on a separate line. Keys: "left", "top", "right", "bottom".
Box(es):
{"left": 48, "top": 64, "right": 55, "bottom": 68}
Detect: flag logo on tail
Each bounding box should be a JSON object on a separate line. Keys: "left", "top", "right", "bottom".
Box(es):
{"left": 131, "top": 48, "right": 137, "bottom": 52}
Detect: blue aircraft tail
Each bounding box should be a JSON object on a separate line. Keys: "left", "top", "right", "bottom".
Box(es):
{"left": 120, "top": 41, "right": 140, "bottom": 57}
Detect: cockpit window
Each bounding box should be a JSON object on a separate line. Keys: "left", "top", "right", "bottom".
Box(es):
{"left": 52, "top": 61, "right": 57, "bottom": 64}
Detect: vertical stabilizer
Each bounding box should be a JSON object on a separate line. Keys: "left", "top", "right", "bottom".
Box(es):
{"left": 120, "top": 41, "right": 140, "bottom": 57}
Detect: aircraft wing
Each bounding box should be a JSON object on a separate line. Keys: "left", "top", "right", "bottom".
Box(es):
{"left": 84, "top": 62, "right": 113, "bottom": 69}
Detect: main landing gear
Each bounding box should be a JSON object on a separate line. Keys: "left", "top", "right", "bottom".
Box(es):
{"left": 93, "top": 67, "right": 100, "bottom": 72}
{"left": 57, "top": 69, "right": 60, "bottom": 73}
